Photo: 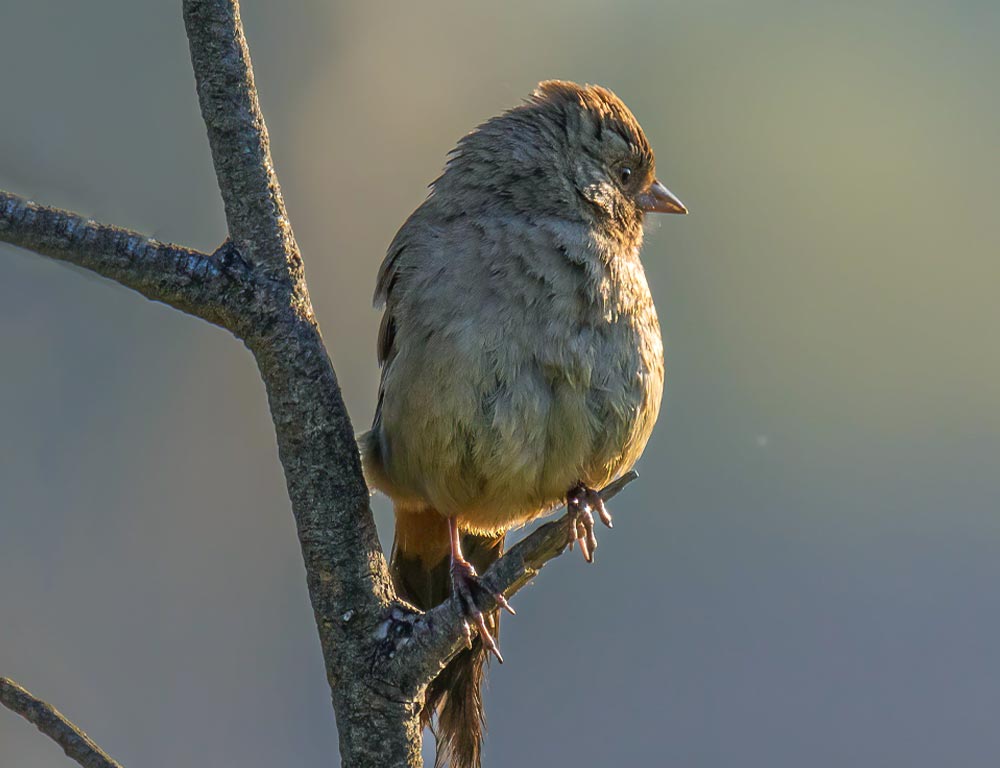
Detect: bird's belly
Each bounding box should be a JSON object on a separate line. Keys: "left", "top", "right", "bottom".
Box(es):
{"left": 455, "top": 316, "right": 663, "bottom": 534}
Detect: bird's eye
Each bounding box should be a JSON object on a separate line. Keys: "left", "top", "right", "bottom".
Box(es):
{"left": 619, "top": 167, "right": 633, "bottom": 185}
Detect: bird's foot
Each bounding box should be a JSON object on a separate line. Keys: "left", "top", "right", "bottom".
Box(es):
{"left": 450, "top": 558, "right": 514, "bottom": 663}
{"left": 566, "top": 483, "right": 614, "bottom": 563}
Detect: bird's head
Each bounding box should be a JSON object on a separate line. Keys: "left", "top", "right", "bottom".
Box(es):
{"left": 438, "top": 80, "right": 686, "bottom": 245}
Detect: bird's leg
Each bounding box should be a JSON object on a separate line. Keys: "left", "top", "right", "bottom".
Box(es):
{"left": 566, "top": 483, "right": 614, "bottom": 563}
{"left": 448, "top": 517, "right": 514, "bottom": 663}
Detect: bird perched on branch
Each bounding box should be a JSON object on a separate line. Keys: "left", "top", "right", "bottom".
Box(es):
{"left": 361, "top": 80, "right": 686, "bottom": 768}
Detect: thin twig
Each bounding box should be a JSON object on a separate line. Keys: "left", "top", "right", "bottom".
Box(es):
{"left": 383, "top": 472, "right": 641, "bottom": 694}
{"left": 0, "top": 678, "right": 124, "bottom": 768}
{"left": 0, "top": 190, "right": 244, "bottom": 328}
{"left": 485, "top": 470, "right": 639, "bottom": 594}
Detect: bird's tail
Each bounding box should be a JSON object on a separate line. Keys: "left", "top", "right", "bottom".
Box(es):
{"left": 390, "top": 506, "right": 504, "bottom": 768}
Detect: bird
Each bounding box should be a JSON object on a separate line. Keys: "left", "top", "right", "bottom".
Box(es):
{"left": 360, "top": 80, "right": 686, "bottom": 768}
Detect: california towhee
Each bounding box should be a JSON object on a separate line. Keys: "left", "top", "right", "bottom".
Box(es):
{"left": 361, "top": 80, "right": 686, "bottom": 768}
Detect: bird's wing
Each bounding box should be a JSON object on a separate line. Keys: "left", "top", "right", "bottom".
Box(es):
{"left": 370, "top": 221, "right": 414, "bottom": 433}
{"left": 375, "top": 241, "right": 403, "bottom": 366}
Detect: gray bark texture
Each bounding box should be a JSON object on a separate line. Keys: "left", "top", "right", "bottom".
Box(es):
{"left": 0, "top": 2, "right": 638, "bottom": 766}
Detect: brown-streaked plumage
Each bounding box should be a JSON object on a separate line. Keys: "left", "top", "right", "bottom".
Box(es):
{"left": 361, "top": 80, "right": 686, "bottom": 768}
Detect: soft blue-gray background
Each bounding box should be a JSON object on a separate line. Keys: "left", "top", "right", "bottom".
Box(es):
{"left": 2, "top": 1, "right": 999, "bottom": 766}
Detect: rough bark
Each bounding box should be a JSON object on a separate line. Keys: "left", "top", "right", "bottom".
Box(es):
{"left": 0, "top": 190, "right": 248, "bottom": 330}
{"left": 0, "top": 2, "right": 640, "bottom": 766}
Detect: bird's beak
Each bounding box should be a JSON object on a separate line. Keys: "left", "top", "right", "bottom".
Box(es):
{"left": 637, "top": 180, "right": 687, "bottom": 214}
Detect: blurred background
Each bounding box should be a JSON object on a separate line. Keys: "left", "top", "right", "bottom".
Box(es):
{"left": 2, "top": 1, "right": 999, "bottom": 765}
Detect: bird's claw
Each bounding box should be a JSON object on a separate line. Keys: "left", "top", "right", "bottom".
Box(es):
{"left": 566, "top": 483, "right": 613, "bottom": 563}
{"left": 450, "top": 558, "right": 513, "bottom": 663}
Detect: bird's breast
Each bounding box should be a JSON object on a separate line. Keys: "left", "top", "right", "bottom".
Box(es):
{"left": 485, "top": 248, "right": 664, "bottom": 521}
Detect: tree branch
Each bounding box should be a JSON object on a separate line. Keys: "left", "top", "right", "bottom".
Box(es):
{"left": 182, "top": 0, "right": 305, "bottom": 293}
{"left": 0, "top": 190, "right": 247, "bottom": 329}
{"left": 180, "top": 0, "right": 390, "bottom": 628}
{"left": 0, "top": 678, "right": 124, "bottom": 768}
{"left": 181, "top": 1, "right": 420, "bottom": 764}
{"left": 380, "top": 472, "right": 640, "bottom": 695}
